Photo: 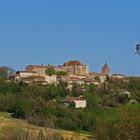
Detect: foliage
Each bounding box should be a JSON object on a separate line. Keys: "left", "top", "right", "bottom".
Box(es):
{"left": 71, "top": 83, "right": 83, "bottom": 97}
{"left": 86, "top": 83, "right": 96, "bottom": 93}
{"left": 56, "top": 71, "right": 67, "bottom": 76}
{"left": 94, "top": 76, "right": 100, "bottom": 82}
{"left": 12, "top": 97, "right": 33, "bottom": 119}
{"left": 95, "top": 104, "right": 140, "bottom": 140}
{"left": 57, "top": 81, "right": 68, "bottom": 97}
{"left": 0, "top": 66, "right": 15, "bottom": 80}
{"left": 0, "top": 78, "right": 140, "bottom": 137}
{"left": 0, "top": 67, "right": 8, "bottom": 79}
{"left": 45, "top": 66, "right": 56, "bottom": 76}
{"left": 84, "top": 93, "right": 102, "bottom": 109}
{"left": 107, "top": 79, "right": 128, "bottom": 91}
{"left": 0, "top": 127, "right": 65, "bottom": 140}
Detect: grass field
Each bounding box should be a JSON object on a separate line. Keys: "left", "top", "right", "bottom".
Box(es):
{"left": 0, "top": 112, "right": 93, "bottom": 140}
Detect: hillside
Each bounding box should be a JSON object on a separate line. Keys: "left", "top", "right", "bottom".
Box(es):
{"left": 0, "top": 78, "right": 140, "bottom": 139}
{"left": 0, "top": 112, "right": 93, "bottom": 140}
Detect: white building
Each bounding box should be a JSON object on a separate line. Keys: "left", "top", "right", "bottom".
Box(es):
{"left": 64, "top": 97, "right": 87, "bottom": 108}
{"left": 74, "top": 100, "right": 87, "bottom": 108}
{"left": 111, "top": 74, "right": 125, "bottom": 80}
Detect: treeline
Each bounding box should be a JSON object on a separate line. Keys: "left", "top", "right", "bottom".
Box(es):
{"left": 0, "top": 77, "right": 140, "bottom": 139}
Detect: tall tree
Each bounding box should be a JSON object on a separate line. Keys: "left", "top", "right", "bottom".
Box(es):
{"left": 0, "top": 67, "right": 7, "bottom": 79}
{"left": 0, "top": 66, "right": 15, "bottom": 79}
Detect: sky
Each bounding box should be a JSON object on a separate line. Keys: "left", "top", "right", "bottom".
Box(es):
{"left": 0, "top": 0, "right": 140, "bottom": 76}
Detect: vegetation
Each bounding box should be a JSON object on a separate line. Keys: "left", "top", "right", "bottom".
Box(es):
{"left": 56, "top": 71, "right": 68, "bottom": 76}
{"left": 0, "top": 77, "right": 140, "bottom": 139}
{"left": 45, "top": 66, "right": 68, "bottom": 77}
{"left": 94, "top": 76, "right": 100, "bottom": 82}
{"left": 45, "top": 66, "right": 56, "bottom": 76}
{"left": 0, "top": 66, "right": 14, "bottom": 80}
{"left": 0, "top": 112, "right": 91, "bottom": 140}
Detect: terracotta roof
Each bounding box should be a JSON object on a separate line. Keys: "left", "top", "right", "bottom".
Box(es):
{"left": 82, "top": 78, "right": 92, "bottom": 82}
{"left": 71, "top": 77, "right": 81, "bottom": 80}
{"left": 63, "top": 78, "right": 72, "bottom": 83}
{"left": 63, "top": 60, "right": 84, "bottom": 66}
{"left": 64, "top": 97, "right": 81, "bottom": 102}
{"left": 26, "top": 65, "right": 52, "bottom": 69}
{"left": 89, "top": 72, "right": 105, "bottom": 76}
{"left": 89, "top": 72, "right": 100, "bottom": 75}
{"left": 102, "top": 63, "right": 110, "bottom": 69}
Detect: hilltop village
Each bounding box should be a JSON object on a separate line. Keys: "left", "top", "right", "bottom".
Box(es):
{"left": 14, "top": 60, "right": 127, "bottom": 109}
{"left": 15, "top": 60, "right": 125, "bottom": 86}
{"left": 0, "top": 60, "right": 140, "bottom": 139}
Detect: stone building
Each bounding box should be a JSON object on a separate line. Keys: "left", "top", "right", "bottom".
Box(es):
{"left": 89, "top": 72, "right": 106, "bottom": 84}
{"left": 26, "top": 65, "right": 67, "bottom": 76}
{"left": 101, "top": 63, "right": 110, "bottom": 76}
{"left": 64, "top": 97, "right": 87, "bottom": 108}
{"left": 63, "top": 60, "right": 89, "bottom": 76}
{"left": 26, "top": 65, "right": 49, "bottom": 76}
{"left": 25, "top": 65, "right": 67, "bottom": 84}
{"left": 15, "top": 71, "right": 46, "bottom": 83}
{"left": 15, "top": 71, "right": 38, "bottom": 78}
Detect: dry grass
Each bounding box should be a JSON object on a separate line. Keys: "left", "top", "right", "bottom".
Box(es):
{"left": 0, "top": 112, "right": 93, "bottom": 140}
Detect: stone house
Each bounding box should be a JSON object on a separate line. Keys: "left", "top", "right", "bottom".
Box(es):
{"left": 101, "top": 63, "right": 110, "bottom": 76}
{"left": 63, "top": 97, "right": 87, "bottom": 108}
{"left": 63, "top": 60, "right": 89, "bottom": 76}
{"left": 111, "top": 74, "right": 125, "bottom": 81}
{"left": 89, "top": 72, "right": 106, "bottom": 84}
{"left": 15, "top": 71, "right": 46, "bottom": 83}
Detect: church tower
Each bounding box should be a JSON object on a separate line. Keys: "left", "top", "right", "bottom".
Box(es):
{"left": 101, "top": 63, "right": 110, "bottom": 76}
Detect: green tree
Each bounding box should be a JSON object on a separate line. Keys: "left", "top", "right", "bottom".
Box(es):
{"left": 12, "top": 97, "right": 33, "bottom": 119}
{"left": 57, "top": 81, "right": 67, "bottom": 97}
{"left": 72, "top": 83, "right": 83, "bottom": 97}
{"left": 87, "top": 83, "right": 96, "bottom": 93}
{"left": 48, "top": 84, "right": 57, "bottom": 99}
{"left": 84, "top": 93, "right": 102, "bottom": 110}
{"left": 45, "top": 66, "right": 56, "bottom": 76}
{"left": 94, "top": 76, "right": 100, "bottom": 82}
{"left": 0, "top": 67, "right": 8, "bottom": 79}
{"left": 56, "top": 71, "right": 67, "bottom": 76}
{"left": 0, "top": 66, "right": 15, "bottom": 80}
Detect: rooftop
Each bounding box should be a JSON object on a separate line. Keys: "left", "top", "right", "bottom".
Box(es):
{"left": 102, "top": 63, "right": 110, "bottom": 69}
{"left": 16, "top": 71, "right": 37, "bottom": 74}
{"left": 63, "top": 60, "right": 84, "bottom": 66}
{"left": 81, "top": 78, "right": 93, "bottom": 82}
{"left": 64, "top": 96, "right": 82, "bottom": 102}
{"left": 26, "top": 64, "right": 55, "bottom": 69}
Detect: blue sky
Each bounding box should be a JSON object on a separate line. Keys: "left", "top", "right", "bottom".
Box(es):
{"left": 0, "top": 0, "right": 140, "bottom": 75}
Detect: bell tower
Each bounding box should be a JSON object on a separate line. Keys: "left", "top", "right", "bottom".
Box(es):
{"left": 101, "top": 63, "right": 110, "bottom": 76}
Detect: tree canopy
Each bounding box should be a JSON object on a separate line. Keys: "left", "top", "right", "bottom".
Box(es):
{"left": 0, "top": 66, "right": 15, "bottom": 79}
{"left": 45, "top": 66, "right": 56, "bottom": 76}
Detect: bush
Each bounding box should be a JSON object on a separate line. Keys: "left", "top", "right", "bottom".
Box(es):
{"left": 45, "top": 67, "right": 56, "bottom": 76}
